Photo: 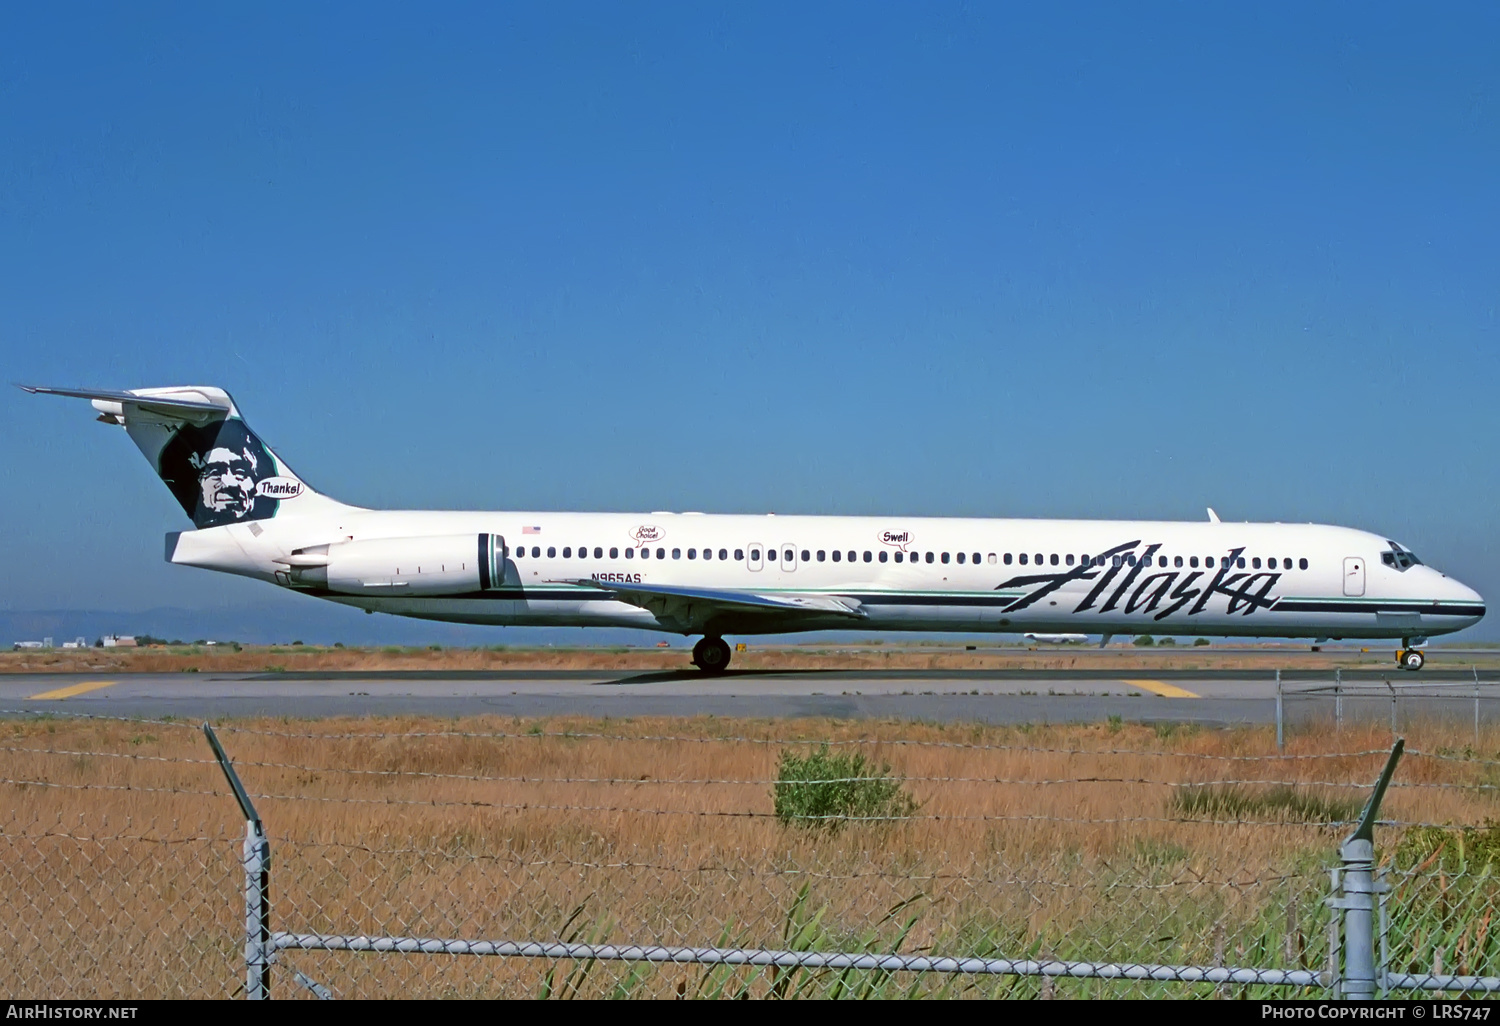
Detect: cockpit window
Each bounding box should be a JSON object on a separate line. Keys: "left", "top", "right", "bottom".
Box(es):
{"left": 1380, "top": 542, "right": 1422, "bottom": 571}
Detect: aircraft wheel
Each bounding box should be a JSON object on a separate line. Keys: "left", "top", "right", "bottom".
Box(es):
{"left": 1399, "top": 648, "right": 1425, "bottom": 672}
{"left": 692, "top": 636, "right": 732, "bottom": 675}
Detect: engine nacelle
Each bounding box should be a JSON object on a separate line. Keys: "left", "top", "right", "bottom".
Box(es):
{"left": 287, "top": 533, "right": 506, "bottom": 596}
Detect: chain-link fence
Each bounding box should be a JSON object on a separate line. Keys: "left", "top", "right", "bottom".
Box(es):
{"left": 1279, "top": 671, "right": 1500, "bottom": 749}
{"left": 3, "top": 709, "right": 1499, "bottom": 999}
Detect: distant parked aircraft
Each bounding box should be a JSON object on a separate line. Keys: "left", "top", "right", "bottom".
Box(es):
{"left": 24, "top": 385, "right": 1486, "bottom": 674}
{"left": 1023, "top": 633, "right": 1090, "bottom": 644}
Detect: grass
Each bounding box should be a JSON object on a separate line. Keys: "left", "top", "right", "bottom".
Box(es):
{"left": 1171, "top": 784, "right": 1365, "bottom": 824}
{"left": 3, "top": 716, "right": 1500, "bottom": 998}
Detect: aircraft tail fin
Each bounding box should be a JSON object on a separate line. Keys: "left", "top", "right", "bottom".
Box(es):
{"left": 22, "top": 385, "right": 351, "bottom": 529}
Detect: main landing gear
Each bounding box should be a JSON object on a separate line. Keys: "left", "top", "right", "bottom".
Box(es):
{"left": 692, "top": 636, "right": 732, "bottom": 676}
{"left": 1396, "top": 645, "right": 1425, "bottom": 672}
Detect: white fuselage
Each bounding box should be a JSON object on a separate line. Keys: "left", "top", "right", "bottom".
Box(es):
{"left": 167, "top": 508, "right": 1485, "bottom": 641}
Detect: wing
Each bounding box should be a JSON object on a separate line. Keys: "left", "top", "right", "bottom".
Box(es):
{"left": 557, "top": 579, "right": 865, "bottom": 633}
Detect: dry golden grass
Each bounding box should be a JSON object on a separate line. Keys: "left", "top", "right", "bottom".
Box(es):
{"left": 4, "top": 714, "right": 1499, "bottom": 998}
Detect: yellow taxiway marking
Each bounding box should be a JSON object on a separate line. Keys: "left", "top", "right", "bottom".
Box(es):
{"left": 28, "top": 680, "right": 117, "bottom": 700}
{"left": 1122, "top": 679, "right": 1200, "bottom": 699}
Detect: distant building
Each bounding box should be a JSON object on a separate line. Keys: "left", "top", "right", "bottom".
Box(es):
{"left": 12, "top": 641, "right": 44, "bottom": 650}
{"left": 100, "top": 635, "right": 138, "bottom": 648}
{"left": 60, "top": 637, "right": 86, "bottom": 649}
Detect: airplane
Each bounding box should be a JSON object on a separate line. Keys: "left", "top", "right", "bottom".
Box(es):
{"left": 23, "top": 385, "right": 1485, "bottom": 675}
{"left": 1023, "top": 633, "right": 1090, "bottom": 644}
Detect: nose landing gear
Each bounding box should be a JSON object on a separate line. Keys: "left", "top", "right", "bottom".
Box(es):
{"left": 1396, "top": 647, "right": 1425, "bottom": 672}
{"left": 692, "top": 636, "right": 732, "bottom": 675}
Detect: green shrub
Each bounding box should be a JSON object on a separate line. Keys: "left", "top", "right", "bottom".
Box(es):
{"left": 1133, "top": 635, "right": 1155, "bottom": 647}
{"left": 773, "top": 745, "right": 918, "bottom": 828}
{"left": 1193, "top": 637, "right": 1211, "bottom": 646}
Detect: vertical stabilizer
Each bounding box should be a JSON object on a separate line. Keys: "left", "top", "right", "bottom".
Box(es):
{"left": 22, "top": 385, "right": 350, "bottom": 528}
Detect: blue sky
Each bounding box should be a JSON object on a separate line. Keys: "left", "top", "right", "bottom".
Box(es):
{"left": 3, "top": 3, "right": 1497, "bottom": 637}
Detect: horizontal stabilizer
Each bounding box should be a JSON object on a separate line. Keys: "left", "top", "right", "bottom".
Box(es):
{"left": 19, "top": 385, "right": 233, "bottom": 420}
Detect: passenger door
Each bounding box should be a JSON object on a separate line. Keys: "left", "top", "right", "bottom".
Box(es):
{"left": 781, "top": 544, "right": 798, "bottom": 572}
{"left": 748, "top": 543, "right": 763, "bottom": 572}
{"left": 1343, "top": 557, "right": 1366, "bottom": 597}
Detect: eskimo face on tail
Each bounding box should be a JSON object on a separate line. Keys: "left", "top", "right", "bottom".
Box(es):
{"left": 157, "top": 419, "right": 296, "bottom": 527}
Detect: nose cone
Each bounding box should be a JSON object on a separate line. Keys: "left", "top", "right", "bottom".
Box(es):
{"left": 1441, "top": 573, "right": 1485, "bottom": 626}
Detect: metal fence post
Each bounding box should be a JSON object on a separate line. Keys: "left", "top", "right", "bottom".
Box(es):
{"left": 1474, "top": 668, "right": 1481, "bottom": 749}
{"left": 1335, "top": 668, "right": 1343, "bottom": 732}
{"left": 1335, "top": 739, "right": 1403, "bottom": 1000}
{"left": 1276, "top": 670, "right": 1284, "bottom": 751}
{"left": 244, "top": 820, "right": 272, "bottom": 999}
{"left": 203, "top": 722, "right": 271, "bottom": 1000}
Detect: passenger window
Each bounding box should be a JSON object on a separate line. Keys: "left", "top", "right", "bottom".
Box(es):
{"left": 749, "top": 548, "right": 760, "bottom": 561}
{"left": 801, "top": 550, "right": 810, "bottom": 562}
{"left": 1283, "top": 557, "right": 1292, "bottom": 570}
{"left": 734, "top": 549, "right": 744, "bottom": 560}
{"left": 688, "top": 548, "right": 697, "bottom": 559}
{"left": 639, "top": 547, "right": 649, "bottom": 559}
{"left": 973, "top": 553, "right": 981, "bottom": 564}
{"left": 609, "top": 547, "right": 619, "bottom": 559}
{"left": 1237, "top": 557, "right": 1246, "bottom": 569}
{"left": 957, "top": 552, "right": 966, "bottom": 564}
{"left": 1050, "top": 554, "right": 1059, "bottom": 566}
{"left": 562, "top": 547, "right": 572, "bottom": 558}
{"left": 543, "top": 546, "right": 552, "bottom": 558}
{"left": 1034, "top": 554, "right": 1042, "bottom": 565}
{"left": 1189, "top": 556, "right": 1199, "bottom": 568}
{"left": 817, "top": 550, "right": 825, "bottom": 562}
{"left": 863, "top": 551, "right": 872, "bottom": 563}
{"left": 1004, "top": 553, "right": 1013, "bottom": 565}
{"left": 719, "top": 549, "right": 728, "bottom": 560}
{"left": 849, "top": 551, "right": 857, "bottom": 562}
{"left": 831, "top": 550, "right": 841, "bottom": 562}
{"left": 531, "top": 546, "right": 541, "bottom": 558}
{"left": 626, "top": 547, "right": 635, "bottom": 559}
{"left": 939, "top": 552, "right": 948, "bottom": 564}
{"left": 514, "top": 548, "right": 523, "bottom": 559}
{"left": 925, "top": 552, "right": 934, "bottom": 564}
{"left": 988, "top": 553, "right": 997, "bottom": 564}
{"left": 879, "top": 550, "right": 888, "bottom": 563}
{"left": 1157, "top": 556, "right": 1166, "bottom": 567}
{"left": 1299, "top": 558, "right": 1308, "bottom": 570}
{"left": 702, "top": 548, "right": 711, "bottom": 561}
{"left": 1112, "top": 556, "right": 1123, "bottom": 568}
{"left": 1251, "top": 557, "right": 1260, "bottom": 569}
{"left": 1065, "top": 554, "right": 1074, "bottom": 566}
{"left": 1019, "top": 553, "right": 1028, "bottom": 565}
{"left": 894, "top": 552, "right": 903, "bottom": 563}
{"left": 672, "top": 548, "right": 681, "bottom": 559}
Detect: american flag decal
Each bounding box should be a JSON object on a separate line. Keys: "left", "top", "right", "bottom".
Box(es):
{"left": 522, "top": 526, "right": 541, "bottom": 534}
